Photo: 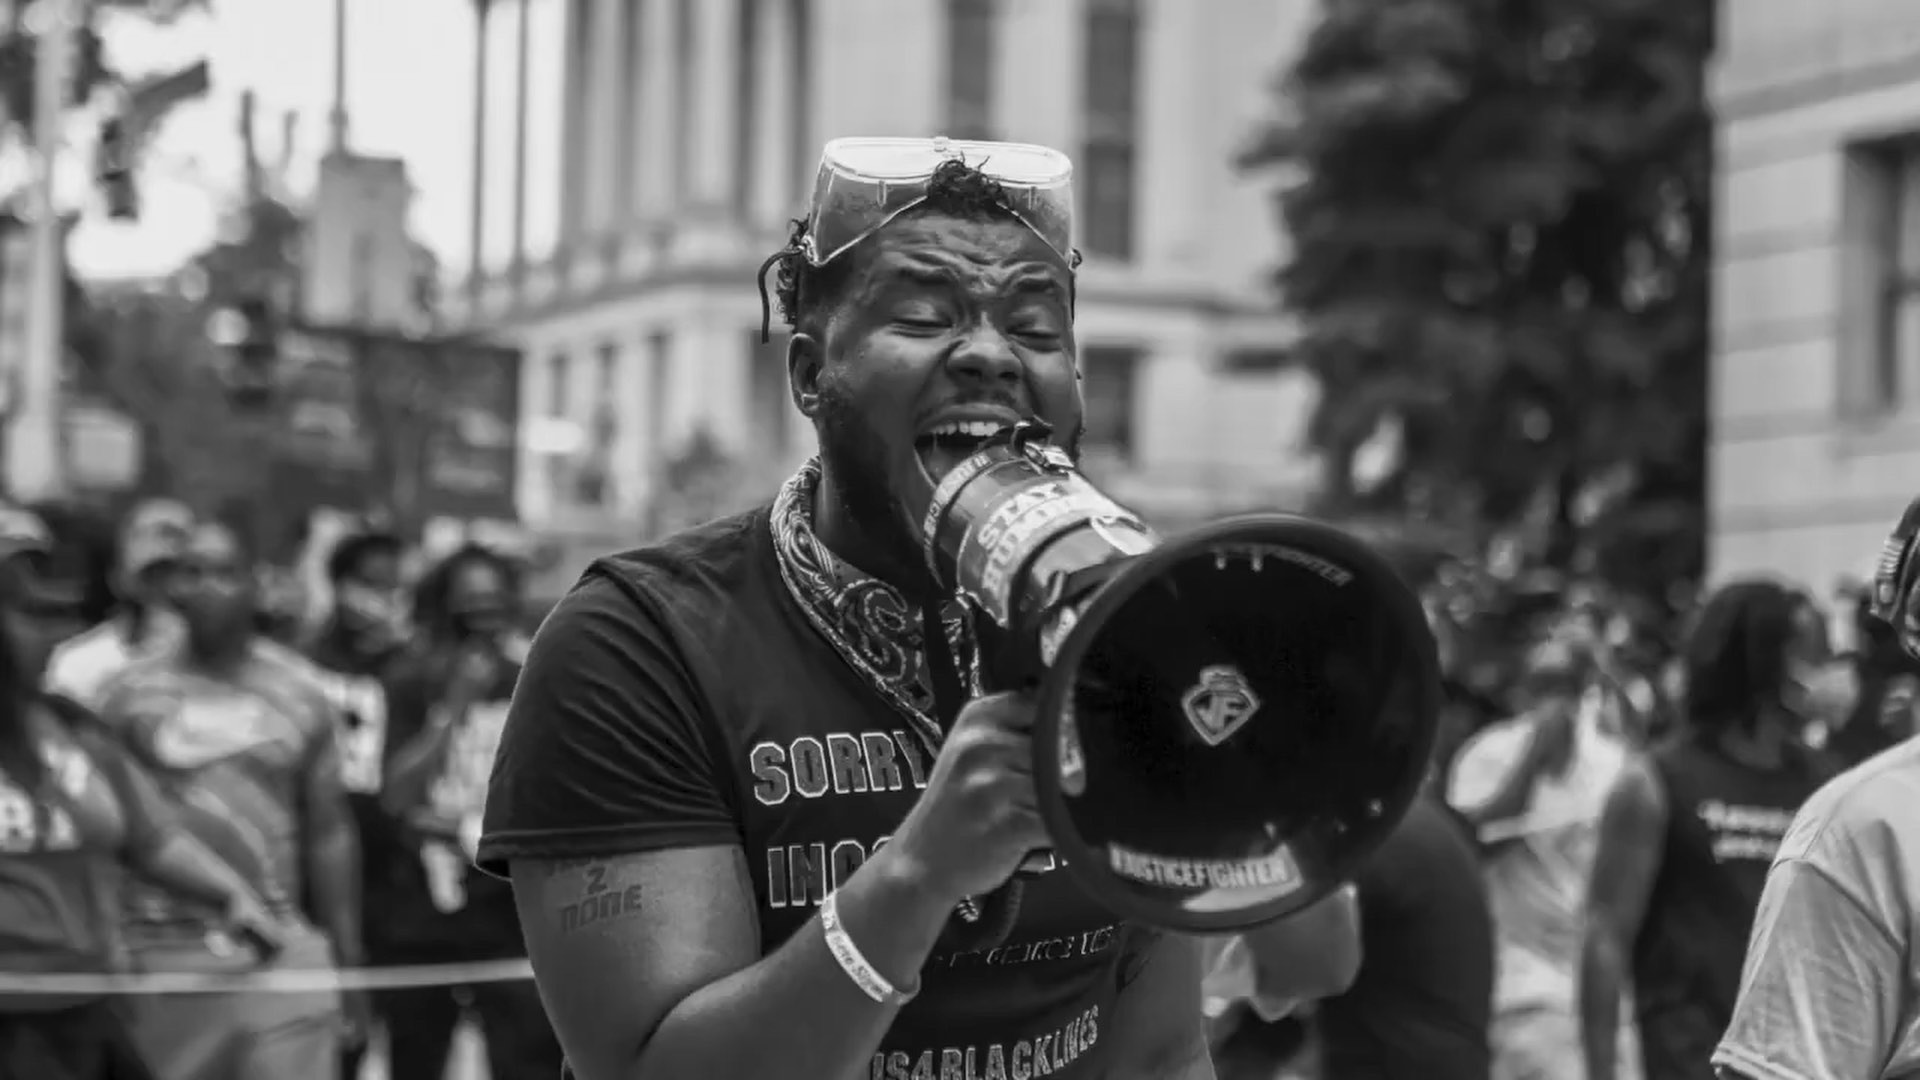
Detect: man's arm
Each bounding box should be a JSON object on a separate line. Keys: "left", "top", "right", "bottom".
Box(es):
{"left": 484, "top": 572, "right": 970, "bottom": 1080}
{"left": 1448, "top": 716, "right": 1567, "bottom": 836}
{"left": 378, "top": 662, "right": 460, "bottom": 817}
{"left": 1578, "top": 754, "right": 1667, "bottom": 1080}
{"left": 1101, "top": 930, "right": 1212, "bottom": 1080}
{"left": 513, "top": 844, "right": 958, "bottom": 1080}
{"left": 1237, "top": 885, "right": 1361, "bottom": 1005}
{"left": 303, "top": 723, "right": 364, "bottom": 967}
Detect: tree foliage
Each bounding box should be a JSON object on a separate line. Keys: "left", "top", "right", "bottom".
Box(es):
{"left": 1250, "top": 0, "right": 1713, "bottom": 611}
{"left": 0, "top": 0, "right": 205, "bottom": 144}
{"left": 64, "top": 192, "right": 301, "bottom": 505}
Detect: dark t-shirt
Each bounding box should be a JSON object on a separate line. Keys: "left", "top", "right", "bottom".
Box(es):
{"left": 1632, "top": 737, "right": 1831, "bottom": 1080}
{"left": 1317, "top": 793, "right": 1493, "bottom": 1080}
{"left": 481, "top": 507, "right": 1130, "bottom": 1078}
{"left": 376, "top": 646, "right": 524, "bottom": 959}
{"left": 304, "top": 625, "right": 408, "bottom": 955}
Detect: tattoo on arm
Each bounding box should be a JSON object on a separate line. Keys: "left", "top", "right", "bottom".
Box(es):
{"left": 552, "top": 858, "right": 647, "bottom": 935}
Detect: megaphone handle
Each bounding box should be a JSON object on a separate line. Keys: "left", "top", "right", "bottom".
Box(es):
{"left": 940, "top": 879, "right": 1027, "bottom": 954}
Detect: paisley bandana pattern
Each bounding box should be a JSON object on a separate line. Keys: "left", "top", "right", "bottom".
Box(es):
{"left": 770, "top": 458, "right": 978, "bottom": 755}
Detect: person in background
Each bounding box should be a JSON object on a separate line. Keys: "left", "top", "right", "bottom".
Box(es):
{"left": 1314, "top": 785, "right": 1495, "bottom": 1080}
{"left": 374, "top": 543, "right": 559, "bottom": 1080}
{"left": 1579, "top": 580, "right": 1852, "bottom": 1080}
{"left": 0, "top": 504, "right": 288, "bottom": 1080}
{"left": 303, "top": 526, "right": 411, "bottom": 1080}
{"left": 1450, "top": 637, "right": 1638, "bottom": 1080}
{"left": 95, "top": 519, "right": 366, "bottom": 1080}
{"left": 1827, "top": 593, "right": 1919, "bottom": 769}
{"left": 44, "top": 499, "right": 195, "bottom": 709}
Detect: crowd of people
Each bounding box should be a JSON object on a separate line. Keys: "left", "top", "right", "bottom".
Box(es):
{"left": 1197, "top": 565, "right": 1918, "bottom": 1080}
{"left": 0, "top": 495, "right": 564, "bottom": 1080}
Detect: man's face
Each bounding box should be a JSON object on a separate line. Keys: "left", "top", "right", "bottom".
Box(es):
{"left": 337, "top": 550, "right": 404, "bottom": 635}
{"left": 446, "top": 558, "right": 512, "bottom": 640}
{"left": 1784, "top": 602, "right": 1859, "bottom": 722}
{"left": 1511, "top": 635, "right": 1586, "bottom": 712}
{"left": 171, "top": 525, "right": 256, "bottom": 645}
{"left": 117, "top": 498, "right": 194, "bottom": 605}
{"left": 794, "top": 211, "right": 1084, "bottom": 560}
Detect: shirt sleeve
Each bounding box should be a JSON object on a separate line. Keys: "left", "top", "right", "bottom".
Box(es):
{"left": 1712, "top": 859, "right": 1905, "bottom": 1080}
{"left": 475, "top": 568, "right": 739, "bottom": 877}
{"left": 70, "top": 719, "right": 178, "bottom": 858}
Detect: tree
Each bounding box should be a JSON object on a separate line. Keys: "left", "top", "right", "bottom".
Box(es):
{"left": 1248, "top": 0, "right": 1713, "bottom": 613}
{"left": 650, "top": 427, "right": 752, "bottom": 536}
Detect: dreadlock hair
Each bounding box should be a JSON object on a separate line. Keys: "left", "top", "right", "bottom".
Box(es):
{"left": 756, "top": 157, "right": 1080, "bottom": 342}
{"left": 1680, "top": 577, "right": 1816, "bottom": 738}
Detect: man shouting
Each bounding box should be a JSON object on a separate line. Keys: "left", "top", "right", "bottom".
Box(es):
{"left": 478, "top": 137, "right": 1360, "bottom": 1080}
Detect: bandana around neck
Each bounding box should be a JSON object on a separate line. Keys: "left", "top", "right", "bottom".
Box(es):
{"left": 770, "top": 458, "right": 979, "bottom": 754}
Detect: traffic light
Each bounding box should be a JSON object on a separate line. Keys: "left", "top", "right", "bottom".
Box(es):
{"left": 95, "top": 115, "right": 139, "bottom": 221}
{"left": 226, "top": 296, "right": 279, "bottom": 409}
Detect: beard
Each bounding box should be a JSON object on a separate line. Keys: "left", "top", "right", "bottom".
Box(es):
{"left": 813, "top": 377, "right": 928, "bottom": 588}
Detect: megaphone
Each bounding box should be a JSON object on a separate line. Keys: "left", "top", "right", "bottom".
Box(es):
{"left": 920, "top": 423, "right": 1439, "bottom": 935}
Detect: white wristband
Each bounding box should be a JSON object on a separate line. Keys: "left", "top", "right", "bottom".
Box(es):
{"left": 820, "top": 891, "right": 918, "bottom": 1006}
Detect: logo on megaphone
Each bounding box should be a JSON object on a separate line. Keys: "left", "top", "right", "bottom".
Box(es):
{"left": 915, "top": 422, "right": 1439, "bottom": 933}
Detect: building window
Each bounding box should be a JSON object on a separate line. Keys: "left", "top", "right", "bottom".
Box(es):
{"left": 350, "top": 233, "right": 373, "bottom": 322}
{"left": 1081, "top": 345, "right": 1141, "bottom": 462}
{"left": 1844, "top": 137, "right": 1920, "bottom": 416}
{"left": 547, "top": 352, "right": 571, "bottom": 418}
{"left": 946, "top": 0, "right": 997, "bottom": 140}
{"left": 646, "top": 330, "right": 673, "bottom": 453}
{"left": 1080, "top": 0, "right": 1140, "bottom": 260}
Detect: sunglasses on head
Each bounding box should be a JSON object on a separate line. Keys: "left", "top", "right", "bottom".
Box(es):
{"left": 802, "top": 136, "right": 1077, "bottom": 268}
{"left": 761, "top": 137, "right": 1080, "bottom": 341}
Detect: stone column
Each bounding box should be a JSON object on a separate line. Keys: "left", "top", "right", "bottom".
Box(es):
{"left": 509, "top": 0, "right": 532, "bottom": 270}
{"left": 689, "top": 0, "right": 741, "bottom": 208}
{"left": 556, "top": 0, "right": 588, "bottom": 246}
{"left": 635, "top": 0, "right": 679, "bottom": 216}
{"left": 466, "top": 0, "right": 491, "bottom": 293}
{"left": 585, "top": 0, "right": 628, "bottom": 233}
{"left": 750, "top": 0, "right": 797, "bottom": 228}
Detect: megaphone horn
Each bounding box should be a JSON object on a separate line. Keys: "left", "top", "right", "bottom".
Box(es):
{"left": 917, "top": 422, "right": 1440, "bottom": 935}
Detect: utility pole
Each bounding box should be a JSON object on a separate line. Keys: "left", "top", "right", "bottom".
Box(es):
{"left": 327, "top": 0, "right": 348, "bottom": 153}
{"left": 8, "top": 0, "right": 79, "bottom": 500}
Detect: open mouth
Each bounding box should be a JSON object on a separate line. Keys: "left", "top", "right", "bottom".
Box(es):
{"left": 914, "top": 420, "right": 1017, "bottom": 484}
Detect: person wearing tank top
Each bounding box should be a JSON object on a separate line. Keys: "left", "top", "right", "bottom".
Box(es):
{"left": 477, "top": 141, "right": 1362, "bottom": 1080}
{"left": 1578, "top": 580, "right": 1852, "bottom": 1080}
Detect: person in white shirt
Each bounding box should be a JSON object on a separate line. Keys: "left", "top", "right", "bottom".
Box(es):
{"left": 43, "top": 498, "right": 193, "bottom": 708}
{"left": 1450, "top": 637, "right": 1639, "bottom": 1080}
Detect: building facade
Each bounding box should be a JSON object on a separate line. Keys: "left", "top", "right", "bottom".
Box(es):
{"left": 444, "top": 0, "right": 1321, "bottom": 552}
{"left": 1710, "top": 0, "right": 1920, "bottom": 587}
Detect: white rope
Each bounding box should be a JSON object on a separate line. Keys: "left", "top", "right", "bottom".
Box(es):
{"left": 0, "top": 957, "right": 532, "bottom": 996}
